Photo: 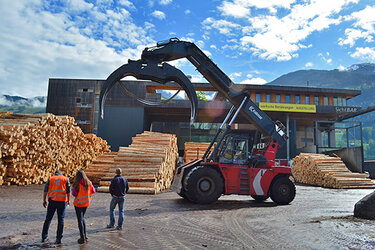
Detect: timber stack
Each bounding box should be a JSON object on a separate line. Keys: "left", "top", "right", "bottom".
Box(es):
{"left": 85, "top": 152, "right": 117, "bottom": 184}
{"left": 0, "top": 112, "right": 110, "bottom": 186}
{"left": 184, "top": 142, "right": 212, "bottom": 163}
{"left": 292, "top": 153, "right": 375, "bottom": 189}
{"left": 97, "top": 131, "right": 178, "bottom": 194}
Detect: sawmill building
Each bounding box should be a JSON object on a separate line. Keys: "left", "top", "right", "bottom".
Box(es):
{"left": 46, "top": 78, "right": 364, "bottom": 171}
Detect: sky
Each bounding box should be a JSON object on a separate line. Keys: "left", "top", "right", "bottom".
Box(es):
{"left": 0, "top": 0, "right": 374, "bottom": 98}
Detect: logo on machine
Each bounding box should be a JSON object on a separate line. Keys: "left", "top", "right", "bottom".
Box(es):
{"left": 249, "top": 106, "right": 263, "bottom": 120}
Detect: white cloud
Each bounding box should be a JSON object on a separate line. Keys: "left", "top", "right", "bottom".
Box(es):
{"left": 152, "top": 10, "right": 166, "bottom": 20}
{"left": 350, "top": 47, "right": 375, "bottom": 62}
{"left": 0, "top": 1, "right": 154, "bottom": 97}
{"left": 229, "top": 72, "right": 242, "bottom": 79}
{"left": 185, "top": 9, "right": 191, "bottom": 15}
{"left": 202, "top": 17, "right": 240, "bottom": 35}
{"left": 159, "top": 0, "right": 172, "bottom": 5}
{"left": 218, "top": 1, "right": 250, "bottom": 18}
{"left": 305, "top": 62, "right": 313, "bottom": 67}
{"left": 318, "top": 52, "right": 333, "bottom": 64}
{"left": 206, "top": 0, "right": 357, "bottom": 61}
{"left": 119, "top": 0, "right": 136, "bottom": 9}
{"left": 339, "top": 5, "right": 375, "bottom": 47}
{"left": 218, "top": 0, "right": 295, "bottom": 18}
{"left": 240, "top": 77, "right": 267, "bottom": 85}
{"left": 338, "top": 65, "right": 346, "bottom": 71}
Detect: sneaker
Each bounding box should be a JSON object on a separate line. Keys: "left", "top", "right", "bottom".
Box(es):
{"left": 116, "top": 226, "right": 122, "bottom": 231}
{"left": 55, "top": 239, "right": 61, "bottom": 244}
{"left": 77, "top": 238, "right": 85, "bottom": 244}
{"left": 41, "top": 237, "right": 48, "bottom": 243}
{"left": 106, "top": 224, "right": 114, "bottom": 229}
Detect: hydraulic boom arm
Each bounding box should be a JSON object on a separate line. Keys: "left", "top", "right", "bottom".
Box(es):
{"left": 141, "top": 38, "right": 286, "bottom": 146}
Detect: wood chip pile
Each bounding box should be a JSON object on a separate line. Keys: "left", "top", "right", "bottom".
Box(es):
{"left": 292, "top": 153, "right": 375, "bottom": 189}
{"left": 97, "top": 131, "right": 178, "bottom": 194}
{"left": 183, "top": 142, "right": 212, "bottom": 163}
{"left": 0, "top": 112, "right": 110, "bottom": 185}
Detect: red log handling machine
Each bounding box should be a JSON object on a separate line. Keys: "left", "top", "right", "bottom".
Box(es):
{"left": 100, "top": 38, "right": 296, "bottom": 205}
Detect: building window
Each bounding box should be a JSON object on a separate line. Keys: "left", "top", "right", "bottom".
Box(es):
{"left": 256, "top": 93, "right": 261, "bottom": 103}
{"left": 342, "top": 97, "right": 347, "bottom": 106}
{"left": 285, "top": 94, "right": 290, "bottom": 104}
{"left": 333, "top": 96, "right": 338, "bottom": 106}
{"left": 324, "top": 96, "right": 328, "bottom": 106}
{"left": 266, "top": 94, "right": 271, "bottom": 103}
{"left": 305, "top": 95, "right": 310, "bottom": 104}
{"left": 295, "top": 95, "right": 300, "bottom": 104}
{"left": 76, "top": 98, "right": 81, "bottom": 103}
{"left": 314, "top": 96, "right": 319, "bottom": 105}
{"left": 276, "top": 94, "right": 281, "bottom": 103}
{"left": 337, "top": 96, "right": 346, "bottom": 106}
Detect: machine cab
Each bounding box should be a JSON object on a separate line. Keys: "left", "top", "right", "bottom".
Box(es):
{"left": 216, "top": 132, "right": 256, "bottom": 165}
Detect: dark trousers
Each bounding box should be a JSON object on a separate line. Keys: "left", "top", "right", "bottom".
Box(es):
{"left": 42, "top": 200, "right": 66, "bottom": 240}
{"left": 75, "top": 206, "right": 88, "bottom": 239}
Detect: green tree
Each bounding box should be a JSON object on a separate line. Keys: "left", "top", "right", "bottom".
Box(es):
{"left": 196, "top": 91, "right": 208, "bottom": 101}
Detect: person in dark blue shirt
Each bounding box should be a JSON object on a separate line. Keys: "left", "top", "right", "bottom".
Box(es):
{"left": 107, "top": 168, "right": 129, "bottom": 230}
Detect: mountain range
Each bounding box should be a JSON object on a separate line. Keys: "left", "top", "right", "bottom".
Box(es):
{"left": 0, "top": 95, "right": 46, "bottom": 114}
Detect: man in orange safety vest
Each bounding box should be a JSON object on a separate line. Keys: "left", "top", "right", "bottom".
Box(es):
{"left": 41, "top": 170, "right": 70, "bottom": 245}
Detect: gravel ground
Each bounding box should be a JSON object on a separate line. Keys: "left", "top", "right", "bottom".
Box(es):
{"left": 0, "top": 184, "right": 375, "bottom": 249}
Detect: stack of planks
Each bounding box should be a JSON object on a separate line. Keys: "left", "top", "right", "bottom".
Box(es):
{"left": 184, "top": 142, "right": 212, "bottom": 163}
{"left": 0, "top": 112, "right": 110, "bottom": 185}
{"left": 97, "top": 131, "right": 178, "bottom": 194}
{"left": 292, "top": 153, "right": 375, "bottom": 189}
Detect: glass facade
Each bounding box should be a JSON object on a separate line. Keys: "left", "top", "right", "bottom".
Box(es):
{"left": 314, "top": 96, "right": 319, "bottom": 105}
{"left": 305, "top": 95, "right": 310, "bottom": 104}
{"left": 256, "top": 93, "right": 261, "bottom": 103}
{"left": 295, "top": 95, "right": 300, "bottom": 104}
{"left": 324, "top": 96, "right": 328, "bottom": 106}
{"left": 266, "top": 94, "right": 271, "bottom": 103}
{"left": 276, "top": 94, "right": 281, "bottom": 103}
{"left": 285, "top": 94, "right": 290, "bottom": 104}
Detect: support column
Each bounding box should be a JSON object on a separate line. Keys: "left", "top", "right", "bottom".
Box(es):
{"left": 286, "top": 113, "right": 290, "bottom": 162}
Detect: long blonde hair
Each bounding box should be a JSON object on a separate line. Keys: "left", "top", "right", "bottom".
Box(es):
{"left": 73, "top": 169, "right": 91, "bottom": 192}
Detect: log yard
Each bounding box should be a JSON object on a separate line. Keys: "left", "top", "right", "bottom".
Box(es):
{"left": 1, "top": 38, "right": 375, "bottom": 249}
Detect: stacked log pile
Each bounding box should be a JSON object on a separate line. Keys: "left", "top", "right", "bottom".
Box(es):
{"left": 292, "top": 153, "right": 375, "bottom": 189}
{"left": 183, "top": 142, "right": 212, "bottom": 163}
{"left": 0, "top": 112, "right": 110, "bottom": 185}
{"left": 97, "top": 131, "right": 178, "bottom": 194}
{"left": 85, "top": 152, "right": 117, "bottom": 184}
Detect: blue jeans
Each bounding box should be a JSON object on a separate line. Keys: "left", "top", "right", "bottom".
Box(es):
{"left": 109, "top": 197, "right": 125, "bottom": 228}
{"left": 42, "top": 200, "right": 66, "bottom": 240}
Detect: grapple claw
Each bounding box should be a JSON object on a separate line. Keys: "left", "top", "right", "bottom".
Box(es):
{"left": 99, "top": 59, "right": 198, "bottom": 124}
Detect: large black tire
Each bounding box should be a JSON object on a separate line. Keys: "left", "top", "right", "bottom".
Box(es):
{"left": 184, "top": 166, "right": 224, "bottom": 204}
{"left": 251, "top": 195, "right": 269, "bottom": 201}
{"left": 177, "top": 189, "right": 191, "bottom": 201}
{"left": 270, "top": 176, "right": 296, "bottom": 205}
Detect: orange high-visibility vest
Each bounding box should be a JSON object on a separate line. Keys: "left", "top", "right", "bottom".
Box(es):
{"left": 48, "top": 175, "right": 68, "bottom": 202}
{"left": 73, "top": 181, "right": 93, "bottom": 207}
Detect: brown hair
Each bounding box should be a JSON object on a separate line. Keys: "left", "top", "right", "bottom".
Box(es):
{"left": 73, "top": 169, "right": 91, "bottom": 192}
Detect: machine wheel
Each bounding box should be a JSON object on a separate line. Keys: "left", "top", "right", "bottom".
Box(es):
{"left": 184, "top": 166, "right": 224, "bottom": 204}
{"left": 270, "top": 176, "right": 296, "bottom": 205}
{"left": 178, "top": 189, "right": 190, "bottom": 201}
{"left": 251, "top": 195, "right": 269, "bottom": 201}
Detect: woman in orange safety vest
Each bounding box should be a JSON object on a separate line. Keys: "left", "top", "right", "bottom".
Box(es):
{"left": 72, "top": 169, "right": 95, "bottom": 244}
